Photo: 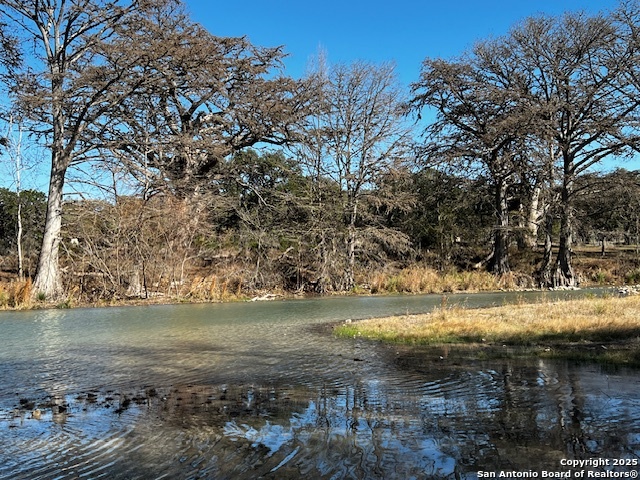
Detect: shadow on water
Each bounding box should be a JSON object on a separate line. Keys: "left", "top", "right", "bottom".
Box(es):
{"left": 0, "top": 291, "right": 639, "bottom": 479}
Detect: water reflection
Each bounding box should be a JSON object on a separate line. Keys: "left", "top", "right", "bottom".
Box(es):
{"left": 0, "top": 294, "right": 638, "bottom": 479}
{"left": 1, "top": 357, "right": 639, "bottom": 479}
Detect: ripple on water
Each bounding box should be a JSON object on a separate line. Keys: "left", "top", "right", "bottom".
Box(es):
{"left": 1, "top": 297, "right": 640, "bottom": 478}
{"left": 2, "top": 367, "right": 640, "bottom": 479}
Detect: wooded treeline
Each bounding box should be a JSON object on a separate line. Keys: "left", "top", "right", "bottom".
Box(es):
{"left": 1, "top": 0, "right": 640, "bottom": 302}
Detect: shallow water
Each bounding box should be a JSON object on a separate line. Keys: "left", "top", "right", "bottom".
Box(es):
{"left": 1, "top": 292, "right": 638, "bottom": 479}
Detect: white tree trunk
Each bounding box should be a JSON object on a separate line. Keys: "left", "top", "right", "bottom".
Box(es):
{"left": 5, "top": 116, "right": 25, "bottom": 278}
{"left": 525, "top": 185, "right": 542, "bottom": 249}
{"left": 33, "top": 165, "right": 66, "bottom": 299}
{"left": 17, "top": 195, "right": 23, "bottom": 279}
{"left": 15, "top": 122, "right": 23, "bottom": 279}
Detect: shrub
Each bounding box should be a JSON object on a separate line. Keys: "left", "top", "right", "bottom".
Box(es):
{"left": 0, "top": 278, "right": 32, "bottom": 308}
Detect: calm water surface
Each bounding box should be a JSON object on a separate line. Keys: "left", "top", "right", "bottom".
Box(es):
{"left": 0, "top": 291, "right": 639, "bottom": 479}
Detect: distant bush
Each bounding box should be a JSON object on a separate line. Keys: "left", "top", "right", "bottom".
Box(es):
{"left": 0, "top": 278, "right": 32, "bottom": 308}
{"left": 625, "top": 268, "right": 640, "bottom": 285}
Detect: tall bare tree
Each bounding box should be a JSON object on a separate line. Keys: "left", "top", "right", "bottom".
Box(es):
{"left": 506, "top": 10, "right": 640, "bottom": 286}
{"left": 299, "top": 60, "right": 413, "bottom": 290}
{"left": 0, "top": 0, "right": 172, "bottom": 299}
{"left": 410, "top": 41, "right": 535, "bottom": 275}
{"left": 97, "top": 2, "right": 312, "bottom": 197}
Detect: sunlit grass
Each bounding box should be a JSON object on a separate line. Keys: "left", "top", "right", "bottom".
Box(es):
{"left": 335, "top": 295, "right": 640, "bottom": 363}
{"left": 366, "top": 266, "right": 521, "bottom": 294}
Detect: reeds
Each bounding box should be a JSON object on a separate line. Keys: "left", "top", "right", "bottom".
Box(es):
{"left": 367, "top": 266, "right": 520, "bottom": 294}
{"left": 187, "top": 273, "right": 247, "bottom": 302}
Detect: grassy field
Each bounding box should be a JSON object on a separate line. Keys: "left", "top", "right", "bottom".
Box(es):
{"left": 334, "top": 294, "right": 640, "bottom": 366}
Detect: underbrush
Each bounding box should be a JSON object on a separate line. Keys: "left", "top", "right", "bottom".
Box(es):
{"left": 0, "top": 278, "right": 32, "bottom": 309}
{"left": 3, "top": 244, "right": 640, "bottom": 309}
{"left": 184, "top": 273, "right": 255, "bottom": 302}
{"left": 364, "top": 266, "right": 533, "bottom": 295}
{"left": 572, "top": 246, "right": 640, "bottom": 286}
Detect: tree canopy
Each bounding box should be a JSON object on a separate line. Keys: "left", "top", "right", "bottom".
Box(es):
{"left": 0, "top": 0, "right": 311, "bottom": 298}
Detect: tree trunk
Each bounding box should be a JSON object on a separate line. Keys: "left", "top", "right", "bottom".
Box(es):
{"left": 344, "top": 197, "right": 358, "bottom": 291}
{"left": 524, "top": 185, "right": 542, "bottom": 249}
{"left": 552, "top": 168, "right": 576, "bottom": 287}
{"left": 33, "top": 162, "right": 67, "bottom": 300}
{"left": 490, "top": 177, "right": 510, "bottom": 275}
{"left": 345, "top": 226, "right": 356, "bottom": 291}
{"left": 17, "top": 193, "right": 23, "bottom": 279}
{"left": 538, "top": 213, "right": 554, "bottom": 287}
{"left": 553, "top": 222, "right": 575, "bottom": 287}
{"left": 33, "top": 66, "right": 70, "bottom": 300}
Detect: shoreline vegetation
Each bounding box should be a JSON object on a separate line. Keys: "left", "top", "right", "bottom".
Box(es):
{"left": 2, "top": 245, "right": 639, "bottom": 310}
{"left": 334, "top": 293, "right": 640, "bottom": 367}
{"left": 2, "top": 265, "right": 530, "bottom": 310}
{"left": 0, "top": 269, "right": 625, "bottom": 311}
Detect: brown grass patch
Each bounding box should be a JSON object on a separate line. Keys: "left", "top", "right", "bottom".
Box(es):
{"left": 366, "top": 266, "right": 524, "bottom": 295}
{"left": 336, "top": 295, "right": 640, "bottom": 347}
{"left": 0, "top": 278, "right": 33, "bottom": 309}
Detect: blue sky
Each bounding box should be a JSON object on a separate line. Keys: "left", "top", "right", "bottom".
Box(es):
{"left": 186, "top": 0, "right": 621, "bottom": 87}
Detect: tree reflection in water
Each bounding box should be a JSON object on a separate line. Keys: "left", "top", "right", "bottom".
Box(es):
{"left": 2, "top": 354, "right": 639, "bottom": 479}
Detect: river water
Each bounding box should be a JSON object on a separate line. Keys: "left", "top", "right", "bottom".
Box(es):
{"left": 0, "top": 291, "right": 639, "bottom": 479}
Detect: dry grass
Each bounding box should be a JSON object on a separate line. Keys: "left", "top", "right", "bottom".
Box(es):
{"left": 0, "top": 278, "right": 33, "bottom": 309}
{"left": 335, "top": 295, "right": 640, "bottom": 347}
{"left": 571, "top": 245, "right": 640, "bottom": 286}
{"left": 366, "top": 266, "right": 525, "bottom": 295}
{"left": 185, "top": 273, "right": 250, "bottom": 302}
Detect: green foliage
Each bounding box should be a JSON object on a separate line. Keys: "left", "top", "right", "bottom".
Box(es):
{"left": 575, "top": 169, "right": 640, "bottom": 245}
{"left": 625, "top": 269, "right": 640, "bottom": 284}
{"left": 386, "top": 169, "right": 493, "bottom": 268}
{"left": 594, "top": 270, "right": 608, "bottom": 285}
{"left": 0, "top": 188, "right": 46, "bottom": 273}
{"left": 56, "top": 299, "right": 72, "bottom": 309}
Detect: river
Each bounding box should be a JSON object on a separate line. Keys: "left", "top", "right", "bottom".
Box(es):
{"left": 0, "top": 291, "right": 638, "bottom": 479}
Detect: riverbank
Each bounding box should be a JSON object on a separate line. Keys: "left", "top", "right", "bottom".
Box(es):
{"left": 0, "top": 269, "right": 528, "bottom": 310}
{"left": 1, "top": 244, "right": 639, "bottom": 309}
{"left": 334, "top": 294, "right": 640, "bottom": 367}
